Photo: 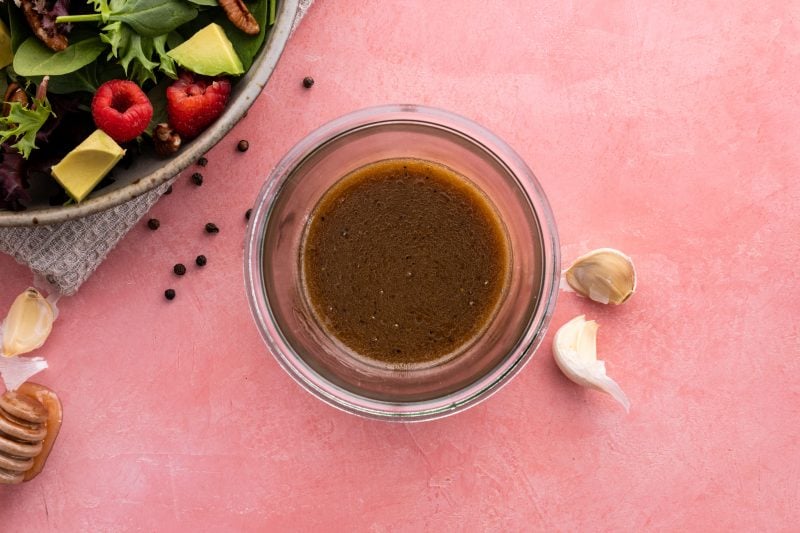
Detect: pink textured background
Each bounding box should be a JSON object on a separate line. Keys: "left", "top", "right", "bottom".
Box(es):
{"left": 2, "top": 0, "right": 799, "bottom": 530}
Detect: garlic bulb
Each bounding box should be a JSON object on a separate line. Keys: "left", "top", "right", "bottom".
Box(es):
{"left": 564, "top": 248, "right": 636, "bottom": 305}
{"left": 552, "top": 315, "right": 630, "bottom": 412}
{"left": 1, "top": 288, "right": 56, "bottom": 358}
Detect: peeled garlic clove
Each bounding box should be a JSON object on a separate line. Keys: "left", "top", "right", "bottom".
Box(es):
{"left": 552, "top": 315, "right": 630, "bottom": 412}
{"left": 564, "top": 248, "right": 636, "bottom": 305}
{"left": 1, "top": 288, "right": 55, "bottom": 358}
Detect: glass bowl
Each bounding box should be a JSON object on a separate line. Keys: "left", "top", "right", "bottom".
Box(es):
{"left": 245, "top": 104, "right": 559, "bottom": 421}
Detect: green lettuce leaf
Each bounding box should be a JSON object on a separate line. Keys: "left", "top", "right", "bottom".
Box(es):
{"left": 0, "top": 99, "right": 55, "bottom": 159}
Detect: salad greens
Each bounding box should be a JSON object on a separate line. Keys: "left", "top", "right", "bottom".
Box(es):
{"left": 13, "top": 37, "right": 105, "bottom": 76}
{"left": 61, "top": 0, "right": 198, "bottom": 37}
{"left": 0, "top": 0, "right": 277, "bottom": 211}
{"left": 0, "top": 98, "right": 53, "bottom": 159}
{"left": 58, "top": 0, "right": 198, "bottom": 84}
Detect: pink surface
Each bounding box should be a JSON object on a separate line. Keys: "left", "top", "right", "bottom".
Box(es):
{"left": 1, "top": 0, "right": 799, "bottom": 530}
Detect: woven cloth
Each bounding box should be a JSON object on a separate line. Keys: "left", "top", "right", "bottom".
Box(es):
{"left": 0, "top": 0, "right": 313, "bottom": 295}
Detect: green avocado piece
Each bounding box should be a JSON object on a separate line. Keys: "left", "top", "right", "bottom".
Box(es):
{"left": 51, "top": 130, "right": 125, "bottom": 202}
{"left": 167, "top": 23, "right": 245, "bottom": 77}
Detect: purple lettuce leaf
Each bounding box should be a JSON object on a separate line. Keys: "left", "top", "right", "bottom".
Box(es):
{"left": 32, "top": 0, "right": 73, "bottom": 36}
{"left": 0, "top": 142, "right": 29, "bottom": 211}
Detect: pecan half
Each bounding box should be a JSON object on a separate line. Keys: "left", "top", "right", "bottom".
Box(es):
{"left": 3, "top": 83, "right": 30, "bottom": 117}
{"left": 218, "top": 0, "right": 260, "bottom": 35}
{"left": 153, "top": 123, "right": 182, "bottom": 157}
{"left": 20, "top": 0, "right": 70, "bottom": 52}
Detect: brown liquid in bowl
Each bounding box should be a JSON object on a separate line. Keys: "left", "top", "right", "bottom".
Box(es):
{"left": 301, "top": 158, "right": 511, "bottom": 365}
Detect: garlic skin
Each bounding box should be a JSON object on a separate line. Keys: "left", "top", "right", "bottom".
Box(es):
{"left": 564, "top": 248, "right": 636, "bottom": 305}
{"left": 552, "top": 315, "right": 630, "bottom": 412}
{"left": 1, "top": 288, "right": 56, "bottom": 358}
{"left": 0, "top": 356, "right": 48, "bottom": 391}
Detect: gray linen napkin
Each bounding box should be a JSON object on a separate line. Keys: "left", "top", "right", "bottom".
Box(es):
{"left": 0, "top": 0, "right": 313, "bottom": 295}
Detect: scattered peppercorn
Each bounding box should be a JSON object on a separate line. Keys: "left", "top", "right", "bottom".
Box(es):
{"left": 147, "top": 218, "right": 160, "bottom": 230}
{"left": 205, "top": 222, "right": 220, "bottom": 234}
{"left": 196, "top": 255, "right": 207, "bottom": 267}
{"left": 164, "top": 289, "right": 176, "bottom": 300}
{"left": 164, "top": 185, "right": 173, "bottom": 195}
{"left": 197, "top": 156, "right": 208, "bottom": 167}
{"left": 303, "top": 76, "right": 314, "bottom": 88}
{"left": 173, "top": 263, "right": 187, "bottom": 276}
{"left": 245, "top": 208, "right": 252, "bottom": 220}
{"left": 191, "top": 172, "right": 203, "bottom": 186}
{"left": 237, "top": 140, "right": 249, "bottom": 152}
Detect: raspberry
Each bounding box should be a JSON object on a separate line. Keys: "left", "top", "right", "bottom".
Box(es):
{"left": 91, "top": 80, "right": 153, "bottom": 143}
{"left": 166, "top": 71, "right": 231, "bottom": 140}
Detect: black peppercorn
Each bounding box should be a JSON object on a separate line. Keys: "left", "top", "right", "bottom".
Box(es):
{"left": 147, "top": 218, "right": 160, "bottom": 230}
{"left": 191, "top": 172, "right": 203, "bottom": 186}
{"left": 205, "top": 222, "right": 220, "bottom": 234}
{"left": 237, "top": 140, "right": 249, "bottom": 152}
{"left": 173, "top": 263, "right": 187, "bottom": 276}
{"left": 164, "top": 289, "right": 176, "bottom": 300}
{"left": 303, "top": 76, "right": 314, "bottom": 88}
{"left": 164, "top": 185, "right": 173, "bottom": 195}
{"left": 197, "top": 156, "right": 208, "bottom": 167}
{"left": 196, "top": 255, "right": 207, "bottom": 267}
{"left": 245, "top": 208, "right": 252, "bottom": 220}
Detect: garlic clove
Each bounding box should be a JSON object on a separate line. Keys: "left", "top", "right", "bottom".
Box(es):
{"left": 1, "top": 288, "right": 56, "bottom": 358}
{"left": 552, "top": 315, "right": 630, "bottom": 412}
{"left": 564, "top": 248, "right": 636, "bottom": 305}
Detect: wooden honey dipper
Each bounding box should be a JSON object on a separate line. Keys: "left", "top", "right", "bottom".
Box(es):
{"left": 0, "top": 383, "right": 62, "bottom": 484}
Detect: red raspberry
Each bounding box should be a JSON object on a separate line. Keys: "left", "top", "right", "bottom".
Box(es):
{"left": 166, "top": 72, "right": 231, "bottom": 140}
{"left": 91, "top": 80, "right": 153, "bottom": 143}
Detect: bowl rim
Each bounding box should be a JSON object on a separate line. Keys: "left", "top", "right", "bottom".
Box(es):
{"left": 244, "top": 104, "right": 560, "bottom": 422}
{"left": 0, "top": 0, "right": 300, "bottom": 228}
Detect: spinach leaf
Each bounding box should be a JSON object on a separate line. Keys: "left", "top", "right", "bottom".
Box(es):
{"left": 59, "top": 0, "right": 198, "bottom": 38}
{"left": 41, "top": 57, "right": 129, "bottom": 95}
{"left": 107, "top": 0, "right": 198, "bottom": 37}
{"left": 145, "top": 78, "right": 169, "bottom": 136}
{"left": 13, "top": 37, "right": 106, "bottom": 76}
{"left": 187, "top": 0, "right": 218, "bottom": 6}
{"left": 38, "top": 65, "right": 99, "bottom": 94}
{"left": 7, "top": 3, "right": 30, "bottom": 53}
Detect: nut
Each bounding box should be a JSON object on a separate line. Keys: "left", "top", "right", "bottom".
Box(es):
{"left": 20, "top": 0, "right": 69, "bottom": 52}
{"left": 0, "top": 383, "right": 62, "bottom": 484}
{"left": 153, "top": 123, "right": 182, "bottom": 157}
{"left": 218, "top": 0, "right": 260, "bottom": 35}
{"left": 2, "top": 83, "right": 29, "bottom": 117}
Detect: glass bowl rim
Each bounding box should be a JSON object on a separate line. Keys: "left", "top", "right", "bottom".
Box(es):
{"left": 244, "top": 104, "right": 560, "bottom": 422}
